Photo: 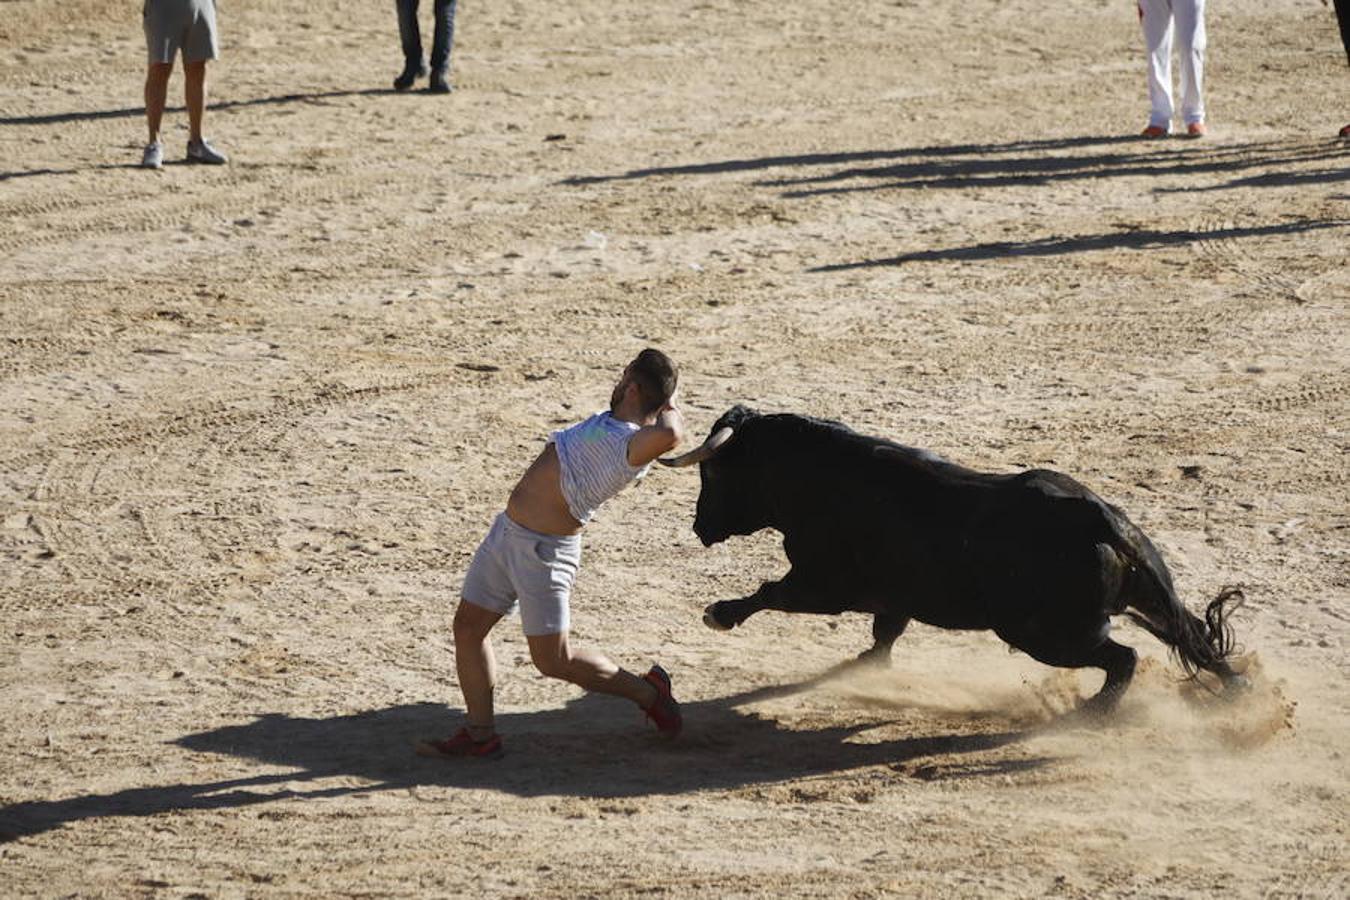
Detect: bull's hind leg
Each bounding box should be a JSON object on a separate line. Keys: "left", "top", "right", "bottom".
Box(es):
{"left": 998, "top": 619, "right": 1138, "bottom": 714}
{"left": 1076, "top": 639, "right": 1138, "bottom": 714}
{"left": 856, "top": 613, "right": 910, "bottom": 667}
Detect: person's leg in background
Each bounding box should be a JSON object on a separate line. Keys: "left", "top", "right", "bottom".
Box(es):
{"left": 144, "top": 63, "right": 173, "bottom": 145}
{"left": 142, "top": 62, "right": 173, "bottom": 168}
{"left": 184, "top": 59, "right": 206, "bottom": 144}
{"left": 1173, "top": 0, "right": 1207, "bottom": 136}
{"left": 1335, "top": 0, "right": 1349, "bottom": 136}
{"left": 394, "top": 0, "right": 427, "bottom": 91}
{"left": 182, "top": 59, "right": 227, "bottom": 163}
{"left": 428, "top": 0, "right": 459, "bottom": 94}
{"left": 1139, "top": 0, "right": 1177, "bottom": 136}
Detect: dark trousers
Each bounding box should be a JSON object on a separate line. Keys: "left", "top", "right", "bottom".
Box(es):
{"left": 396, "top": 0, "right": 458, "bottom": 73}
{"left": 1337, "top": 0, "right": 1350, "bottom": 65}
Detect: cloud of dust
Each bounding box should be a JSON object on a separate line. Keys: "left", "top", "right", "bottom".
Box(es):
{"left": 805, "top": 646, "right": 1343, "bottom": 886}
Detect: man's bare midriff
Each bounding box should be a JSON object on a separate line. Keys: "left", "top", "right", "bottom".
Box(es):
{"left": 505, "top": 443, "right": 584, "bottom": 536}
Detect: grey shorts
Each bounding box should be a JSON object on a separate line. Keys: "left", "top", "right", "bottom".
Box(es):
{"left": 144, "top": 0, "right": 219, "bottom": 64}
{"left": 461, "top": 513, "right": 582, "bottom": 637}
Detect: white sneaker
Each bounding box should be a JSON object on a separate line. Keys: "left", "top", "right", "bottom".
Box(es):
{"left": 141, "top": 141, "right": 163, "bottom": 169}
{"left": 186, "top": 138, "right": 228, "bottom": 165}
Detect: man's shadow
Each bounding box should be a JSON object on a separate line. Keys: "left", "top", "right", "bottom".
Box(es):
{"left": 0, "top": 88, "right": 399, "bottom": 128}
{"left": 0, "top": 666, "right": 1050, "bottom": 843}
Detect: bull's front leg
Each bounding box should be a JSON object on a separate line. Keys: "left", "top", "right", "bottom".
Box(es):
{"left": 703, "top": 582, "right": 772, "bottom": 631}
{"left": 855, "top": 613, "right": 910, "bottom": 667}
{"left": 703, "top": 570, "right": 841, "bottom": 632}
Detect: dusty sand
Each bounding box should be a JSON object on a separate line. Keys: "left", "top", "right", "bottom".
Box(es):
{"left": 2, "top": 0, "right": 1348, "bottom": 896}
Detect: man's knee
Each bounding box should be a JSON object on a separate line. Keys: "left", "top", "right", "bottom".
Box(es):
{"left": 529, "top": 647, "right": 574, "bottom": 682}
{"left": 452, "top": 600, "right": 497, "bottom": 642}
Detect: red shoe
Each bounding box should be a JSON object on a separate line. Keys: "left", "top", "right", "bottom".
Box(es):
{"left": 1185, "top": 122, "right": 1207, "bottom": 138}
{"left": 1339, "top": 124, "right": 1350, "bottom": 139}
{"left": 1141, "top": 125, "right": 1168, "bottom": 139}
{"left": 642, "top": 664, "right": 682, "bottom": 738}
{"left": 415, "top": 727, "right": 504, "bottom": 760}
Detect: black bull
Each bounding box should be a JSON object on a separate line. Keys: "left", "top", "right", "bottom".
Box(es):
{"left": 660, "top": 406, "right": 1246, "bottom": 711}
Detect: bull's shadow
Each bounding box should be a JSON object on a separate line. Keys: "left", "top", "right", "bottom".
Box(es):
{"left": 0, "top": 670, "right": 1041, "bottom": 843}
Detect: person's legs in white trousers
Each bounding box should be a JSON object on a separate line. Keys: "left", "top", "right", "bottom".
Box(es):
{"left": 1139, "top": 0, "right": 1206, "bottom": 131}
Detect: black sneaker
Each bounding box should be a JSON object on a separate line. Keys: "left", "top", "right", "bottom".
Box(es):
{"left": 394, "top": 60, "right": 427, "bottom": 92}
{"left": 428, "top": 70, "right": 453, "bottom": 94}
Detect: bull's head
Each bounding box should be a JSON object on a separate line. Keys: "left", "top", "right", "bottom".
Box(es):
{"left": 659, "top": 404, "right": 764, "bottom": 546}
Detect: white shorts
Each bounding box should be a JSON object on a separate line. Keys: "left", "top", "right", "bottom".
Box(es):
{"left": 461, "top": 513, "right": 582, "bottom": 636}
{"left": 144, "top": 0, "right": 219, "bottom": 64}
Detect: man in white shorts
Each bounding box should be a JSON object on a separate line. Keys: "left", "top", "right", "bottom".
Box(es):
{"left": 140, "top": 0, "right": 228, "bottom": 169}
{"left": 417, "top": 349, "right": 686, "bottom": 759}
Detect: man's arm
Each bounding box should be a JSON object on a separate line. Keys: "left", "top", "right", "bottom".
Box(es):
{"left": 628, "top": 404, "right": 685, "bottom": 466}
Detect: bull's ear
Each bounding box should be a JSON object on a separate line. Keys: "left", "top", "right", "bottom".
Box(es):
{"left": 722, "top": 404, "right": 760, "bottom": 428}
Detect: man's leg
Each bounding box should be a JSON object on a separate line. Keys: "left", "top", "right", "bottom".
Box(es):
{"left": 145, "top": 62, "right": 173, "bottom": 143}
{"left": 394, "top": 0, "right": 426, "bottom": 89}
{"left": 1174, "top": 0, "right": 1206, "bottom": 126}
{"left": 1139, "top": 0, "right": 1176, "bottom": 130}
{"left": 429, "top": 0, "right": 458, "bottom": 83}
{"left": 1337, "top": 0, "right": 1350, "bottom": 136}
{"left": 526, "top": 632, "right": 658, "bottom": 708}
{"left": 453, "top": 599, "right": 504, "bottom": 737}
{"left": 183, "top": 60, "right": 207, "bottom": 143}
{"left": 1336, "top": 0, "right": 1350, "bottom": 66}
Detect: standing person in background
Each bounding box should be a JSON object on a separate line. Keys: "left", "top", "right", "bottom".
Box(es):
{"left": 1138, "top": 0, "right": 1208, "bottom": 138}
{"left": 393, "top": 0, "right": 459, "bottom": 94}
{"left": 141, "top": 0, "right": 227, "bottom": 169}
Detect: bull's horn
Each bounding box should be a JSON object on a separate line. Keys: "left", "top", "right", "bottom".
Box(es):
{"left": 658, "top": 426, "right": 733, "bottom": 468}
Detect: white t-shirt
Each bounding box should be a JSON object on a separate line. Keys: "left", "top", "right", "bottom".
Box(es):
{"left": 549, "top": 411, "right": 651, "bottom": 524}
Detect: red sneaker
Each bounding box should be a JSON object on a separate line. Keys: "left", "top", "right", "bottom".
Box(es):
{"left": 642, "top": 664, "right": 682, "bottom": 738}
{"left": 1185, "top": 122, "right": 1207, "bottom": 138}
{"left": 415, "top": 727, "right": 504, "bottom": 760}
{"left": 1141, "top": 125, "right": 1168, "bottom": 139}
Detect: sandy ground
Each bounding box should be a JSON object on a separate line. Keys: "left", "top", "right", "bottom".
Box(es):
{"left": 2, "top": 0, "right": 1348, "bottom": 896}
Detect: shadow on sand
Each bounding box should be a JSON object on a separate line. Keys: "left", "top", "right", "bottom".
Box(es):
{"left": 562, "top": 136, "right": 1349, "bottom": 195}
{"left": 810, "top": 218, "right": 1350, "bottom": 271}
{"left": 0, "top": 666, "right": 1050, "bottom": 842}
{"left": 561, "top": 134, "right": 1144, "bottom": 185}
{"left": 559, "top": 135, "right": 1349, "bottom": 269}
{"left": 0, "top": 88, "right": 396, "bottom": 128}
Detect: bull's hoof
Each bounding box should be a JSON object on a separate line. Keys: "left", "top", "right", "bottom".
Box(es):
{"left": 703, "top": 602, "right": 734, "bottom": 632}
{"left": 1077, "top": 690, "right": 1125, "bottom": 719}
{"left": 854, "top": 648, "right": 892, "bottom": 668}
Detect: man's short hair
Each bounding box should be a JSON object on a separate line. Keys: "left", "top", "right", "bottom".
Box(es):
{"left": 630, "top": 348, "right": 679, "bottom": 414}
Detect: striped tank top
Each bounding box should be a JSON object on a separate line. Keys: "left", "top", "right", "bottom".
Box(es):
{"left": 549, "top": 411, "right": 651, "bottom": 524}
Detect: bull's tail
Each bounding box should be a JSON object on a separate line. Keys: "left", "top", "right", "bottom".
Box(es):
{"left": 1125, "top": 586, "right": 1245, "bottom": 682}
{"left": 1106, "top": 513, "right": 1246, "bottom": 686}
